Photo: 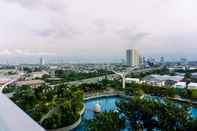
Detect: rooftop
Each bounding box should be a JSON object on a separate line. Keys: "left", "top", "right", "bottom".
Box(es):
{"left": 16, "top": 80, "right": 45, "bottom": 87}
{"left": 174, "top": 82, "right": 197, "bottom": 89}
{"left": 143, "top": 75, "right": 184, "bottom": 82}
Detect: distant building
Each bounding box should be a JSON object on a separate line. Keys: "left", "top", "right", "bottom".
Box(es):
{"left": 180, "top": 58, "right": 187, "bottom": 65}
{"left": 160, "top": 56, "right": 164, "bottom": 63}
{"left": 126, "top": 49, "right": 140, "bottom": 66}
{"left": 173, "top": 82, "right": 197, "bottom": 90}
{"left": 169, "top": 66, "right": 186, "bottom": 71}
{"left": 121, "top": 59, "right": 126, "bottom": 65}
{"left": 126, "top": 78, "right": 140, "bottom": 84}
{"left": 16, "top": 80, "right": 45, "bottom": 88}
{"left": 142, "top": 75, "right": 184, "bottom": 87}
{"left": 29, "top": 71, "right": 49, "bottom": 79}
{"left": 0, "top": 77, "right": 12, "bottom": 86}
{"left": 40, "top": 57, "right": 45, "bottom": 66}
{"left": 143, "top": 57, "right": 146, "bottom": 63}
{"left": 139, "top": 56, "right": 143, "bottom": 65}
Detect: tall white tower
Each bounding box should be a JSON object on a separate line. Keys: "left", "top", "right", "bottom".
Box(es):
{"left": 40, "top": 57, "right": 45, "bottom": 66}
{"left": 126, "top": 49, "right": 140, "bottom": 66}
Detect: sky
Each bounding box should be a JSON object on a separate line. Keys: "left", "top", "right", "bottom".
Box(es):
{"left": 0, "top": 0, "right": 197, "bottom": 64}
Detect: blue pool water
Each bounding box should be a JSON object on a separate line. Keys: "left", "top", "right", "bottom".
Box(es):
{"left": 191, "top": 107, "right": 197, "bottom": 118}
{"left": 74, "top": 96, "right": 197, "bottom": 131}
{"left": 82, "top": 96, "right": 119, "bottom": 120}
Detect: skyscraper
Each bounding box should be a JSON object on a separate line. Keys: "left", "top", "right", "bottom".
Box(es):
{"left": 139, "top": 56, "right": 143, "bottom": 65}
{"left": 160, "top": 56, "right": 164, "bottom": 63}
{"left": 40, "top": 57, "right": 45, "bottom": 66}
{"left": 126, "top": 49, "right": 140, "bottom": 66}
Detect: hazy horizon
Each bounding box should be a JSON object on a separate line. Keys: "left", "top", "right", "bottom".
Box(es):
{"left": 1, "top": 0, "right": 197, "bottom": 63}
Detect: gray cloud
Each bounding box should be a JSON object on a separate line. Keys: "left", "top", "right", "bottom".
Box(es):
{"left": 0, "top": 49, "right": 56, "bottom": 56}
{"left": 92, "top": 19, "right": 109, "bottom": 34}
{"left": 1, "top": 0, "right": 197, "bottom": 63}
{"left": 54, "top": 26, "right": 81, "bottom": 39}
{"left": 92, "top": 19, "right": 150, "bottom": 42}
{"left": 32, "top": 25, "right": 81, "bottom": 39}
{"left": 2, "top": 0, "right": 68, "bottom": 12}
{"left": 32, "top": 29, "right": 54, "bottom": 37}
{"left": 115, "top": 27, "right": 150, "bottom": 43}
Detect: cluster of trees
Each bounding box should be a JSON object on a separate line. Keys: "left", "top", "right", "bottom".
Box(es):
{"left": 72, "top": 78, "right": 197, "bottom": 100}
{"left": 117, "top": 97, "right": 196, "bottom": 131}
{"left": 99, "top": 79, "right": 123, "bottom": 90}
{"left": 125, "top": 83, "right": 176, "bottom": 97}
{"left": 77, "top": 83, "right": 107, "bottom": 93}
{"left": 23, "top": 67, "right": 43, "bottom": 73}
{"left": 55, "top": 69, "right": 112, "bottom": 82}
{"left": 11, "top": 84, "right": 84, "bottom": 129}
{"left": 74, "top": 79, "right": 123, "bottom": 94}
{"left": 0, "top": 65, "right": 15, "bottom": 69}
{"left": 86, "top": 112, "right": 125, "bottom": 131}
{"left": 183, "top": 72, "right": 197, "bottom": 83}
{"left": 2, "top": 85, "right": 16, "bottom": 93}
{"left": 11, "top": 86, "right": 39, "bottom": 112}
{"left": 87, "top": 97, "right": 197, "bottom": 131}
{"left": 176, "top": 69, "right": 197, "bottom": 74}
{"left": 125, "top": 83, "right": 197, "bottom": 100}
{"left": 42, "top": 89, "right": 84, "bottom": 129}
{"left": 41, "top": 75, "right": 64, "bottom": 85}
{"left": 128, "top": 67, "right": 174, "bottom": 80}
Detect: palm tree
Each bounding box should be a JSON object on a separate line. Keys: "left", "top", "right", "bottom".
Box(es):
{"left": 184, "top": 72, "right": 192, "bottom": 100}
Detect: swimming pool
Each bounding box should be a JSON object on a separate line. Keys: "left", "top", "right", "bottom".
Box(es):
{"left": 74, "top": 95, "right": 197, "bottom": 131}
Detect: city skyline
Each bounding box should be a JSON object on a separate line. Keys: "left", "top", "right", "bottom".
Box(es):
{"left": 1, "top": 0, "right": 197, "bottom": 63}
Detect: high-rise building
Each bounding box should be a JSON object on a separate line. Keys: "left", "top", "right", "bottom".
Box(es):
{"left": 121, "top": 59, "right": 126, "bottom": 65}
{"left": 160, "top": 56, "right": 164, "bottom": 63}
{"left": 139, "top": 56, "right": 143, "bottom": 65}
{"left": 143, "top": 56, "right": 146, "bottom": 64}
{"left": 40, "top": 57, "right": 45, "bottom": 66}
{"left": 126, "top": 49, "right": 140, "bottom": 66}
{"left": 180, "top": 58, "right": 187, "bottom": 65}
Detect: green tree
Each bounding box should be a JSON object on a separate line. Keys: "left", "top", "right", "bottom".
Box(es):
{"left": 11, "top": 85, "right": 37, "bottom": 112}
{"left": 185, "top": 72, "right": 192, "bottom": 80}
{"left": 184, "top": 72, "right": 193, "bottom": 99}
{"left": 190, "top": 119, "right": 197, "bottom": 131}
{"left": 86, "top": 112, "right": 125, "bottom": 131}
{"left": 116, "top": 97, "right": 192, "bottom": 131}
{"left": 158, "top": 101, "right": 192, "bottom": 131}
{"left": 117, "top": 98, "right": 159, "bottom": 131}
{"left": 42, "top": 113, "right": 61, "bottom": 129}
{"left": 60, "top": 100, "right": 80, "bottom": 125}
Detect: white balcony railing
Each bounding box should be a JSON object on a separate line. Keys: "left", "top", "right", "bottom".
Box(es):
{"left": 0, "top": 93, "right": 46, "bottom": 131}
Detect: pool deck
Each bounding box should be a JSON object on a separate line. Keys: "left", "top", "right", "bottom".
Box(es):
{"left": 84, "top": 91, "right": 126, "bottom": 101}
{"left": 169, "top": 97, "right": 197, "bottom": 106}
{"left": 84, "top": 91, "right": 197, "bottom": 106}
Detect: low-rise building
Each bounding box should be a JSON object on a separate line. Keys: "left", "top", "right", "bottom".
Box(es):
{"left": 30, "top": 71, "right": 49, "bottom": 79}
{"left": 126, "top": 78, "right": 140, "bottom": 84}
{"left": 0, "top": 77, "right": 11, "bottom": 86}
{"left": 142, "top": 75, "right": 184, "bottom": 87}
{"left": 16, "top": 80, "right": 45, "bottom": 88}
{"left": 173, "top": 82, "right": 197, "bottom": 90}
{"left": 168, "top": 66, "right": 186, "bottom": 71}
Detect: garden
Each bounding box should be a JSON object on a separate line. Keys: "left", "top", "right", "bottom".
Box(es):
{"left": 10, "top": 84, "right": 84, "bottom": 129}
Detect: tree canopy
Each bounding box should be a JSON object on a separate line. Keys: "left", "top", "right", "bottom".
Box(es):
{"left": 116, "top": 97, "right": 193, "bottom": 131}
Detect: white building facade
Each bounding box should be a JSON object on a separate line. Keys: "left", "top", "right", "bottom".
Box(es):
{"left": 126, "top": 49, "right": 140, "bottom": 66}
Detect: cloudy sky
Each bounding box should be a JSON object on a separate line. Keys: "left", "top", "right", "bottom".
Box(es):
{"left": 0, "top": 0, "right": 197, "bottom": 63}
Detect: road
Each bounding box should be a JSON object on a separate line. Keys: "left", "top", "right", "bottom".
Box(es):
{"left": 56, "top": 67, "right": 161, "bottom": 86}
{"left": 0, "top": 79, "right": 17, "bottom": 93}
